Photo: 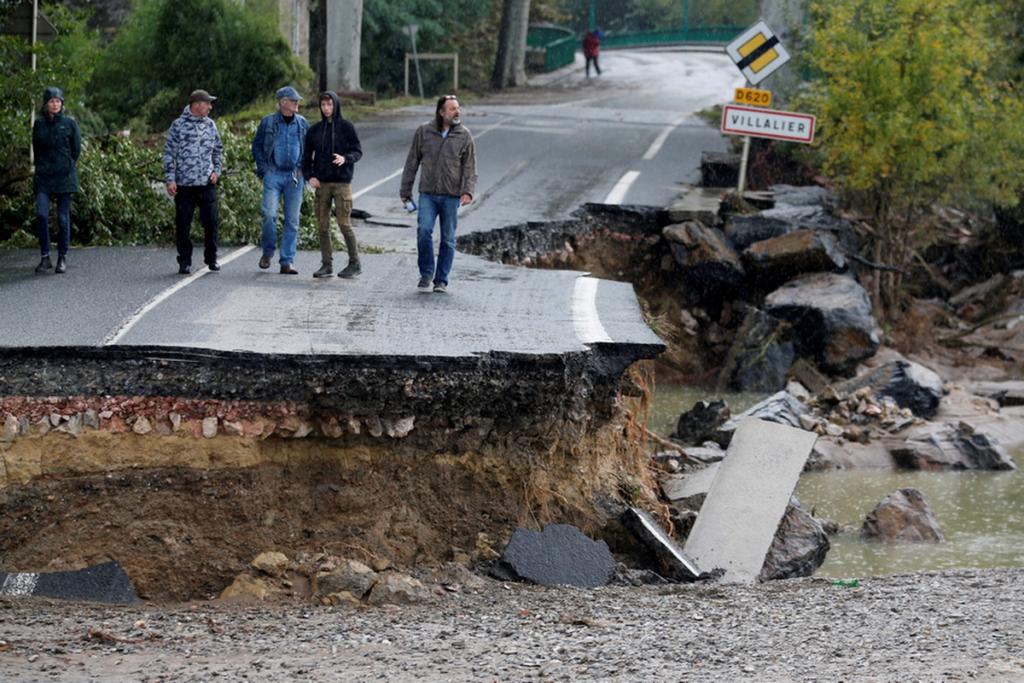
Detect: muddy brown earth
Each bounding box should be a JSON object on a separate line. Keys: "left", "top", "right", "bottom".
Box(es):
{"left": 2, "top": 568, "right": 1023, "bottom": 682}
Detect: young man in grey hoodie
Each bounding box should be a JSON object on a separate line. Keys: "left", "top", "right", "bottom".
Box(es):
{"left": 162, "top": 89, "right": 223, "bottom": 275}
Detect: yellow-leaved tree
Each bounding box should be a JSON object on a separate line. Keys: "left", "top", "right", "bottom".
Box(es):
{"left": 802, "top": 0, "right": 1024, "bottom": 317}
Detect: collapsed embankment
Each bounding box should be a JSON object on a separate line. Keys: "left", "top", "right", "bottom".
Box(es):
{"left": 0, "top": 344, "right": 661, "bottom": 601}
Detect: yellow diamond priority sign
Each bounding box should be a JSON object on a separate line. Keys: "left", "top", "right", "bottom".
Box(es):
{"left": 726, "top": 21, "right": 790, "bottom": 86}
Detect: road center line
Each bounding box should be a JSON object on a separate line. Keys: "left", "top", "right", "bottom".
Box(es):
{"left": 643, "top": 116, "right": 687, "bottom": 160}
{"left": 103, "top": 244, "right": 255, "bottom": 346}
{"left": 603, "top": 170, "right": 641, "bottom": 205}
{"left": 572, "top": 276, "right": 612, "bottom": 344}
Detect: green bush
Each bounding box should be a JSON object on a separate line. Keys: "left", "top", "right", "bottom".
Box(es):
{"left": 89, "top": 0, "right": 310, "bottom": 131}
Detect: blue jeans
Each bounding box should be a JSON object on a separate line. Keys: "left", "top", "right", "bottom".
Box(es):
{"left": 260, "top": 169, "right": 303, "bottom": 265}
{"left": 417, "top": 192, "right": 460, "bottom": 285}
{"left": 35, "top": 192, "right": 72, "bottom": 258}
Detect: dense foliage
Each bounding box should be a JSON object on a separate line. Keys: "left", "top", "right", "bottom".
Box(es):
{"left": 802, "top": 0, "right": 1024, "bottom": 315}
{"left": 88, "top": 0, "right": 309, "bottom": 130}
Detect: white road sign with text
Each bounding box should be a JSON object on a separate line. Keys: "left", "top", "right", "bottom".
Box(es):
{"left": 721, "top": 104, "right": 816, "bottom": 144}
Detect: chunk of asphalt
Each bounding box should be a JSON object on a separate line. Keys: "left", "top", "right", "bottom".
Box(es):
{"left": 621, "top": 507, "right": 701, "bottom": 581}
{"left": 0, "top": 561, "right": 138, "bottom": 604}
{"left": 683, "top": 417, "right": 817, "bottom": 583}
{"left": 496, "top": 524, "right": 615, "bottom": 588}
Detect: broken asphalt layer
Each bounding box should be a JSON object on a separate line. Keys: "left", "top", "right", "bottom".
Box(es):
{"left": 0, "top": 250, "right": 663, "bottom": 419}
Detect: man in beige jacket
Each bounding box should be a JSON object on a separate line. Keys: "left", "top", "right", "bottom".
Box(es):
{"left": 400, "top": 95, "right": 478, "bottom": 294}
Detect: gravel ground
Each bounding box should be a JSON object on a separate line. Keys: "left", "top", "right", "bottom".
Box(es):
{"left": 2, "top": 568, "right": 1023, "bottom": 682}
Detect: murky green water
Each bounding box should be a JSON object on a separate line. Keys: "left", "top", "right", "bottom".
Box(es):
{"left": 797, "top": 465, "right": 1024, "bottom": 577}
{"left": 649, "top": 382, "right": 1024, "bottom": 578}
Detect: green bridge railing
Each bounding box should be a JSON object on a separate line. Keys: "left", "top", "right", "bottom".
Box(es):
{"left": 601, "top": 26, "right": 746, "bottom": 49}
{"left": 527, "top": 24, "right": 747, "bottom": 73}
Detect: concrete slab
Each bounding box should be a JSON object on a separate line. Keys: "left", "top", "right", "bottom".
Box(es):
{"left": 621, "top": 507, "right": 701, "bottom": 580}
{"left": 0, "top": 561, "right": 138, "bottom": 603}
{"left": 660, "top": 462, "right": 720, "bottom": 505}
{"left": 683, "top": 418, "right": 817, "bottom": 583}
{"left": 666, "top": 185, "right": 726, "bottom": 226}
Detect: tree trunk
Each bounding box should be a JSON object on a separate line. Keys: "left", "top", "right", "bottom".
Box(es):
{"left": 326, "top": 0, "right": 362, "bottom": 92}
{"left": 491, "top": 0, "right": 531, "bottom": 89}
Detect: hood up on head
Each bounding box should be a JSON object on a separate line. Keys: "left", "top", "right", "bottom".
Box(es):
{"left": 319, "top": 91, "right": 342, "bottom": 121}
{"left": 42, "top": 86, "right": 65, "bottom": 115}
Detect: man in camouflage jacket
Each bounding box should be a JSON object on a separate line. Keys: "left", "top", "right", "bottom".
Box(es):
{"left": 163, "top": 89, "right": 223, "bottom": 275}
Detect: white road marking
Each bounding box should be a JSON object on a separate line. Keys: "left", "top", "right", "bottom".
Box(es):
{"left": 603, "top": 170, "right": 641, "bottom": 205}
{"left": 104, "top": 245, "right": 256, "bottom": 346}
{"left": 353, "top": 116, "right": 513, "bottom": 201}
{"left": 643, "top": 115, "right": 687, "bottom": 160}
{"left": 1, "top": 572, "right": 39, "bottom": 596}
{"left": 572, "top": 276, "right": 612, "bottom": 344}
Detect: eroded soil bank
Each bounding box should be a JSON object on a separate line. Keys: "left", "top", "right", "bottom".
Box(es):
{"left": 0, "top": 361, "right": 658, "bottom": 601}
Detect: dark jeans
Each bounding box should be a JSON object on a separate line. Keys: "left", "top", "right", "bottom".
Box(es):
{"left": 586, "top": 55, "right": 601, "bottom": 77}
{"left": 35, "top": 192, "right": 72, "bottom": 257}
{"left": 174, "top": 184, "right": 219, "bottom": 266}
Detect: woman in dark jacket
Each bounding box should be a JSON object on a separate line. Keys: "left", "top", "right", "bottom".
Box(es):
{"left": 32, "top": 86, "right": 82, "bottom": 274}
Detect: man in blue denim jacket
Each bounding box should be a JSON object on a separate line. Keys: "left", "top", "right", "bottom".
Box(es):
{"left": 251, "top": 86, "right": 309, "bottom": 274}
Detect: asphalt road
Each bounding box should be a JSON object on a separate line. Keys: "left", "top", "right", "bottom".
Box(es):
{"left": 0, "top": 50, "right": 740, "bottom": 358}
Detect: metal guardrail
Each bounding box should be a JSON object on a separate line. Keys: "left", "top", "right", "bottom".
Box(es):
{"left": 602, "top": 26, "right": 745, "bottom": 48}
{"left": 544, "top": 35, "right": 577, "bottom": 71}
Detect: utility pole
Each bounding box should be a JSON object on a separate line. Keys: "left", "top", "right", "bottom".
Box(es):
{"left": 588, "top": 0, "right": 596, "bottom": 30}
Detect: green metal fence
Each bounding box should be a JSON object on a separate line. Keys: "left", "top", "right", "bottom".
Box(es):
{"left": 527, "top": 25, "right": 577, "bottom": 72}
{"left": 601, "top": 26, "right": 745, "bottom": 49}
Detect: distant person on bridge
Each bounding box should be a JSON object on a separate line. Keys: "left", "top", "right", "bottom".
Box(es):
{"left": 302, "top": 91, "right": 363, "bottom": 279}
{"left": 400, "top": 94, "right": 478, "bottom": 294}
{"left": 32, "top": 86, "right": 81, "bottom": 275}
{"left": 583, "top": 29, "right": 602, "bottom": 78}
{"left": 252, "top": 86, "right": 308, "bottom": 275}
{"left": 162, "top": 89, "right": 223, "bottom": 275}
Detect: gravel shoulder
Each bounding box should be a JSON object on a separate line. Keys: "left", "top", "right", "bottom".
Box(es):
{"left": 2, "top": 567, "right": 1024, "bottom": 682}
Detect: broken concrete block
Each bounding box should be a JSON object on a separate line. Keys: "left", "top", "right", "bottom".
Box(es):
{"left": 496, "top": 524, "right": 615, "bottom": 589}
{"left": 621, "top": 507, "right": 700, "bottom": 581}
{"left": 683, "top": 418, "right": 817, "bottom": 583}
{"left": 660, "top": 462, "right": 720, "bottom": 510}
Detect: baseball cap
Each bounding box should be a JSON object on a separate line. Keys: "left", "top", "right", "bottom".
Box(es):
{"left": 188, "top": 89, "right": 217, "bottom": 104}
{"left": 275, "top": 86, "right": 302, "bottom": 101}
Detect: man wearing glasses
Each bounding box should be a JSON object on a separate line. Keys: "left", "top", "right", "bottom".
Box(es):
{"left": 400, "top": 94, "right": 478, "bottom": 293}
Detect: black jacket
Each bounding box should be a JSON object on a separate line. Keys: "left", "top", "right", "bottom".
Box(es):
{"left": 301, "top": 91, "right": 362, "bottom": 184}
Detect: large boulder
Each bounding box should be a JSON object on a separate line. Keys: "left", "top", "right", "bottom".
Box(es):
{"left": 725, "top": 204, "right": 854, "bottom": 251}
{"left": 742, "top": 229, "right": 847, "bottom": 289}
{"left": 717, "top": 308, "right": 795, "bottom": 393}
{"left": 315, "top": 559, "right": 379, "bottom": 600}
{"left": 365, "top": 573, "right": 433, "bottom": 606}
{"left": 861, "top": 488, "right": 944, "bottom": 542}
{"left": 836, "top": 360, "right": 945, "bottom": 418}
{"left": 890, "top": 422, "right": 1017, "bottom": 471}
{"left": 663, "top": 221, "right": 745, "bottom": 299}
{"left": 764, "top": 273, "right": 880, "bottom": 374}
{"left": 672, "top": 399, "right": 731, "bottom": 445}
{"left": 714, "top": 390, "right": 809, "bottom": 447}
{"left": 759, "top": 497, "right": 830, "bottom": 580}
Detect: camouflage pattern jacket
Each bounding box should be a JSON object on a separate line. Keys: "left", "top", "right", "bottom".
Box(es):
{"left": 162, "top": 106, "right": 223, "bottom": 187}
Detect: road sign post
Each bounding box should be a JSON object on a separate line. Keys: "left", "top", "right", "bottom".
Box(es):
{"left": 724, "top": 21, "right": 797, "bottom": 196}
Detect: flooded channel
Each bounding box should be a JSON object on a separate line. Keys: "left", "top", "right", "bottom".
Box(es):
{"left": 650, "top": 382, "right": 1024, "bottom": 578}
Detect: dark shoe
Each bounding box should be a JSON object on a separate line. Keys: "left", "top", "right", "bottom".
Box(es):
{"left": 313, "top": 263, "right": 333, "bottom": 278}
{"left": 206, "top": 261, "right": 220, "bottom": 272}
{"left": 337, "top": 262, "right": 362, "bottom": 279}
{"left": 417, "top": 276, "right": 432, "bottom": 291}
{"left": 35, "top": 256, "right": 53, "bottom": 274}
{"left": 280, "top": 264, "right": 299, "bottom": 275}
{"left": 433, "top": 282, "right": 447, "bottom": 294}
{"left": 178, "top": 264, "right": 191, "bottom": 275}
{"left": 54, "top": 255, "right": 66, "bottom": 274}
{"left": 258, "top": 255, "right": 271, "bottom": 269}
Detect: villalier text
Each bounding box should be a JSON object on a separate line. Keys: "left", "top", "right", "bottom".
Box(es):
{"left": 730, "top": 114, "right": 808, "bottom": 133}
